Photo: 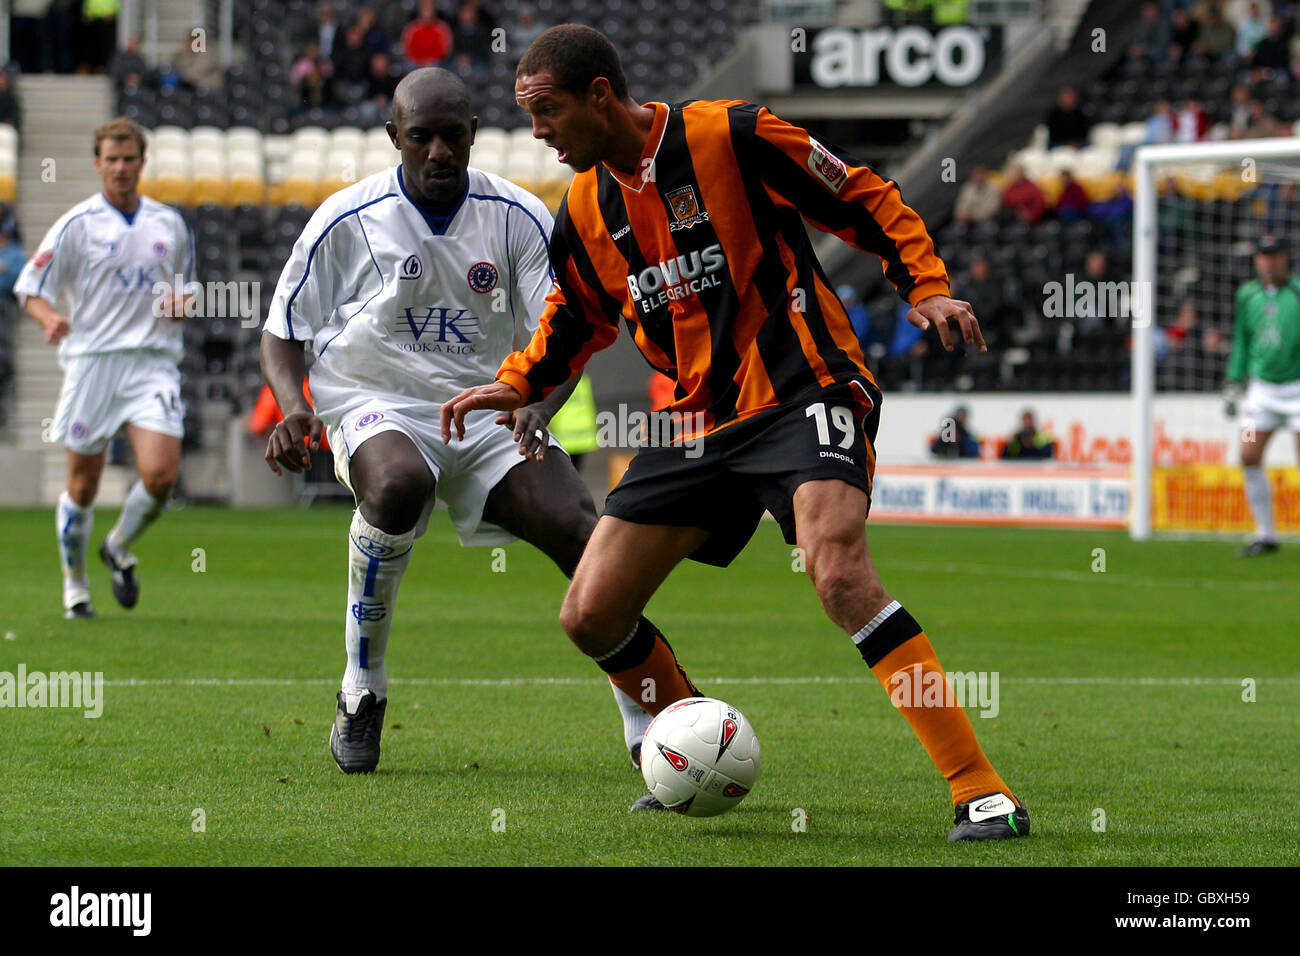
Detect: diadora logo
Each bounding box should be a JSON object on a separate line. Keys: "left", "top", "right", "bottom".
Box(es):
{"left": 392, "top": 307, "right": 480, "bottom": 353}
{"left": 33, "top": 250, "right": 53, "bottom": 268}
{"left": 400, "top": 254, "right": 422, "bottom": 280}
{"left": 97, "top": 240, "right": 119, "bottom": 260}
{"left": 466, "top": 261, "right": 498, "bottom": 293}
{"left": 626, "top": 243, "right": 726, "bottom": 315}
{"left": 355, "top": 411, "right": 384, "bottom": 430}
{"left": 665, "top": 185, "right": 710, "bottom": 232}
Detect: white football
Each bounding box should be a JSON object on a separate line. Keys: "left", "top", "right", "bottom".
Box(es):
{"left": 641, "top": 697, "right": 760, "bottom": 817}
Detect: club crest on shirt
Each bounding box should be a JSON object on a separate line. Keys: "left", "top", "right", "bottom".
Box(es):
{"left": 153, "top": 241, "right": 169, "bottom": 259}
{"left": 808, "top": 138, "right": 848, "bottom": 194}
{"left": 467, "top": 261, "right": 498, "bottom": 293}
{"left": 666, "top": 185, "right": 710, "bottom": 232}
{"left": 400, "top": 254, "right": 422, "bottom": 280}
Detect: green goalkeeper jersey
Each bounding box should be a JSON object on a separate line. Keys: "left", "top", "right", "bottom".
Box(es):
{"left": 1227, "top": 277, "right": 1300, "bottom": 384}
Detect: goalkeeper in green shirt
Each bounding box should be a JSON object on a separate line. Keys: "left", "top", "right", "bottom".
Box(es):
{"left": 1226, "top": 234, "right": 1300, "bottom": 556}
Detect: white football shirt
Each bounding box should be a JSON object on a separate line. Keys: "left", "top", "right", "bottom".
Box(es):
{"left": 263, "top": 165, "right": 555, "bottom": 420}
{"left": 15, "top": 192, "right": 195, "bottom": 365}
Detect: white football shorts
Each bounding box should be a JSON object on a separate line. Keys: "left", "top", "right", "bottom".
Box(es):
{"left": 52, "top": 350, "right": 185, "bottom": 454}
{"left": 1241, "top": 378, "right": 1300, "bottom": 432}
{"left": 326, "top": 396, "right": 564, "bottom": 546}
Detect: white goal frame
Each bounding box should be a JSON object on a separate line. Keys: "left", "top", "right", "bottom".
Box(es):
{"left": 1131, "top": 137, "right": 1300, "bottom": 539}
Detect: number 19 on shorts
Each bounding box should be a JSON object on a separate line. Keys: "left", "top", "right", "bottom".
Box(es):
{"left": 805, "top": 402, "right": 855, "bottom": 449}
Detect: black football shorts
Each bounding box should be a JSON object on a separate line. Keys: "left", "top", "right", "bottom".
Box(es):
{"left": 602, "top": 379, "right": 881, "bottom": 567}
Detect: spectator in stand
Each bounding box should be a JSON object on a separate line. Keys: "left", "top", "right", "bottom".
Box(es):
{"left": 1000, "top": 410, "right": 1056, "bottom": 460}
{"left": 173, "top": 34, "right": 224, "bottom": 93}
{"left": 1173, "top": 98, "right": 1210, "bottom": 141}
{"left": 1169, "top": 7, "right": 1201, "bottom": 59}
{"left": 958, "top": 254, "right": 1012, "bottom": 342}
{"left": 317, "top": 3, "right": 340, "bottom": 62}
{"left": 0, "top": 217, "right": 28, "bottom": 297}
{"left": 333, "top": 24, "right": 373, "bottom": 87}
{"left": 291, "top": 42, "right": 335, "bottom": 111}
{"left": 1130, "top": 2, "right": 1171, "bottom": 61}
{"left": 1236, "top": 1, "right": 1269, "bottom": 56}
{"left": 1195, "top": 3, "right": 1237, "bottom": 57}
{"left": 402, "top": 0, "right": 454, "bottom": 67}
{"left": 362, "top": 52, "right": 398, "bottom": 121}
{"left": 109, "top": 35, "right": 147, "bottom": 90}
{"left": 1119, "top": 99, "right": 1173, "bottom": 171}
{"left": 11, "top": 1, "right": 54, "bottom": 75}
{"left": 355, "top": 6, "right": 390, "bottom": 54}
{"left": 836, "top": 284, "right": 874, "bottom": 353}
{"left": 1003, "top": 165, "right": 1047, "bottom": 224}
{"left": 1089, "top": 183, "right": 1134, "bottom": 243}
{"left": 373, "top": 0, "right": 410, "bottom": 49}
{"left": 1243, "top": 97, "right": 1283, "bottom": 137}
{"left": 452, "top": 0, "right": 499, "bottom": 71}
{"left": 1249, "top": 14, "right": 1291, "bottom": 71}
{"left": 82, "top": 0, "right": 120, "bottom": 72}
{"left": 1226, "top": 83, "right": 1252, "bottom": 136}
{"left": 954, "top": 165, "right": 1001, "bottom": 224}
{"left": 0, "top": 72, "right": 22, "bottom": 130}
{"left": 1072, "top": 251, "right": 1121, "bottom": 332}
{"left": 1046, "top": 86, "right": 1090, "bottom": 149}
{"left": 510, "top": 3, "right": 547, "bottom": 64}
{"left": 930, "top": 406, "right": 981, "bottom": 459}
{"left": 1054, "top": 169, "right": 1089, "bottom": 223}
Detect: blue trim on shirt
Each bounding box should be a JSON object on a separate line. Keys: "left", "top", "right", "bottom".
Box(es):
{"left": 105, "top": 195, "right": 140, "bottom": 226}
{"left": 34, "top": 208, "right": 95, "bottom": 297}
{"left": 467, "top": 192, "right": 554, "bottom": 280}
{"left": 283, "top": 192, "right": 398, "bottom": 340}
{"left": 397, "top": 165, "right": 470, "bottom": 236}
{"left": 319, "top": 213, "right": 384, "bottom": 356}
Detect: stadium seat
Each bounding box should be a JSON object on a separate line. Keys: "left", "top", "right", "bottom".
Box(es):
{"left": 475, "top": 126, "right": 510, "bottom": 156}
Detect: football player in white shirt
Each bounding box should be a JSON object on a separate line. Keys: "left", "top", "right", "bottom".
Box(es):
{"left": 261, "top": 69, "right": 697, "bottom": 794}
{"left": 17, "top": 118, "right": 194, "bottom": 619}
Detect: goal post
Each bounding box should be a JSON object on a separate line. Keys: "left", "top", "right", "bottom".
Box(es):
{"left": 1131, "top": 137, "right": 1300, "bottom": 540}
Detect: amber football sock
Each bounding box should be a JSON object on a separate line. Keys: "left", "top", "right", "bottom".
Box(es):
{"left": 596, "top": 618, "right": 699, "bottom": 717}
{"left": 854, "top": 601, "right": 1016, "bottom": 807}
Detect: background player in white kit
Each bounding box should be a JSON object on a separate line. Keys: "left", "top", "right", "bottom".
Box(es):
{"left": 17, "top": 118, "right": 194, "bottom": 618}
{"left": 261, "top": 69, "right": 697, "bottom": 788}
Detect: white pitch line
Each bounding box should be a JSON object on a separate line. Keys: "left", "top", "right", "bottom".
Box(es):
{"left": 97, "top": 676, "right": 1300, "bottom": 688}
{"left": 886, "top": 559, "right": 1296, "bottom": 593}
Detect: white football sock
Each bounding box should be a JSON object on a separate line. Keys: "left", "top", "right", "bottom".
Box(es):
{"left": 611, "top": 678, "right": 653, "bottom": 754}
{"left": 107, "top": 479, "right": 167, "bottom": 557}
{"left": 1243, "top": 466, "right": 1276, "bottom": 540}
{"left": 341, "top": 510, "right": 415, "bottom": 701}
{"left": 56, "top": 492, "right": 93, "bottom": 592}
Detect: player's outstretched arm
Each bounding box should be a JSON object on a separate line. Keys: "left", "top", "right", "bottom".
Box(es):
{"left": 259, "top": 330, "right": 323, "bottom": 476}
{"left": 906, "top": 294, "right": 987, "bottom": 353}
{"left": 496, "top": 373, "right": 582, "bottom": 461}
{"left": 441, "top": 382, "right": 523, "bottom": 444}
{"left": 23, "top": 294, "right": 70, "bottom": 344}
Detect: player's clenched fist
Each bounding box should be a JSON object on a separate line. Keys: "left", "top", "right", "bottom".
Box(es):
{"left": 441, "top": 381, "right": 522, "bottom": 443}
{"left": 265, "top": 410, "right": 323, "bottom": 475}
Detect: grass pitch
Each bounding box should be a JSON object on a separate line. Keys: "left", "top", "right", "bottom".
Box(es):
{"left": 1, "top": 505, "right": 1296, "bottom": 866}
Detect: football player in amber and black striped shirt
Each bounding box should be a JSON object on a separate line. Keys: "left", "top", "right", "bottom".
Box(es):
{"left": 443, "top": 25, "right": 1028, "bottom": 839}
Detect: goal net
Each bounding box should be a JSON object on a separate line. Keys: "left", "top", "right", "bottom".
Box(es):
{"left": 1132, "top": 138, "right": 1300, "bottom": 539}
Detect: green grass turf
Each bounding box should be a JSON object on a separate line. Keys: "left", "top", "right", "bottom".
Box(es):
{"left": 1, "top": 505, "right": 1296, "bottom": 866}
